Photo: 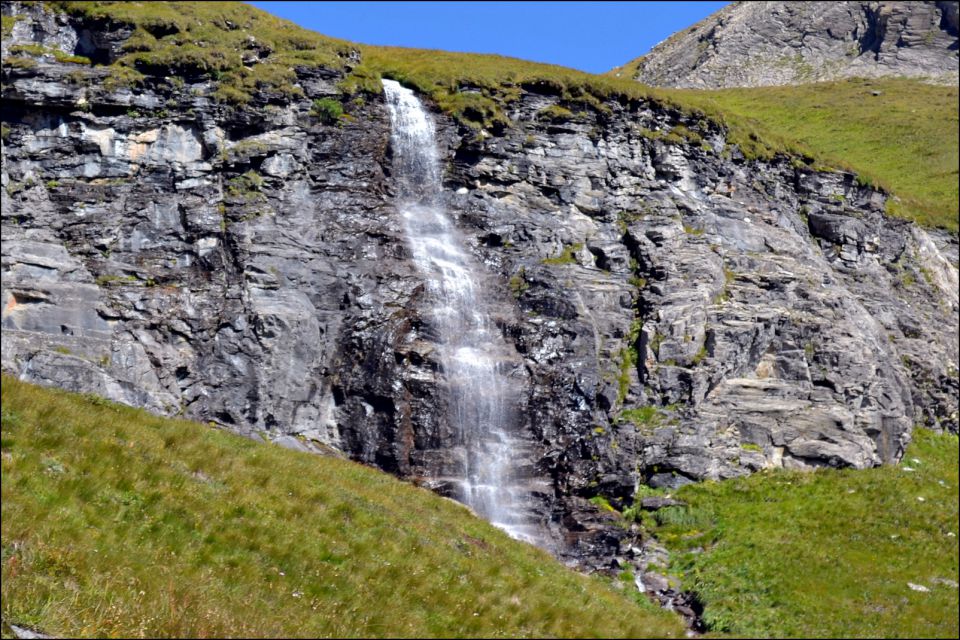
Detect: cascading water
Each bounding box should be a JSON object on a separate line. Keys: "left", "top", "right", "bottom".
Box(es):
{"left": 382, "top": 79, "right": 539, "bottom": 544}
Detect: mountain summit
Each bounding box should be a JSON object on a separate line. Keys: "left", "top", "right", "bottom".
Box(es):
{"left": 612, "top": 1, "right": 959, "bottom": 88}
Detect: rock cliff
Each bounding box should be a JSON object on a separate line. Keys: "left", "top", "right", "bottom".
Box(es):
{"left": 614, "top": 1, "right": 960, "bottom": 88}
{"left": 2, "top": 1, "right": 958, "bottom": 567}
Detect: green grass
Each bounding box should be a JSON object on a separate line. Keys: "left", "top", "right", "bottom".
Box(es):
{"left": 662, "top": 78, "right": 959, "bottom": 232}
{"left": 652, "top": 429, "right": 959, "bottom": 637}
{"left": 1, "top": 375, "right": 684, "bottom": 638}
{"left": 618, "top": 406, "right": 660, "bottom": 429}
{"left": 541, "top": 242, "right": 584, "bottom": 266}
{"left": 48, "top": 1, "right": 355, "bottom": 102}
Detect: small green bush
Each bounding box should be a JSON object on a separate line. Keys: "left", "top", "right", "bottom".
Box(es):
{"left": 311, "top": 97, "right": 344, "bottom": 125}
{"left": 619, "top": 406, "right": 660, "bottom": 428}
{"left": 542, "top": 242, "right": 583, "bottom": 266}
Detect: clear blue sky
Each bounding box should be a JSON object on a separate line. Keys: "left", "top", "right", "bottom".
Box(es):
{"left": 249, "top": 1, "right": 728, "bottom": 74}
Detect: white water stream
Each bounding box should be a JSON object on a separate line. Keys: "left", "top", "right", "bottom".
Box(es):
{"left": 382, "top": 79, "right": 538, "bottom": 544}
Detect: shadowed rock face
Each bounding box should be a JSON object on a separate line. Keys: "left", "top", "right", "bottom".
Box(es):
{"left": 2, "top": 3, "right": 958, "bottom": 566}
{"left": 615, "top": 1, "right": 960, "bottom": 88}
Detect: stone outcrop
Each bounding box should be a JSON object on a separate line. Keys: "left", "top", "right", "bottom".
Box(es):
{"left": 2, "top": 2, "right": 958, "bottom": 566}
{"left": 613, "top": 1, "right": 960, "bottom": 88}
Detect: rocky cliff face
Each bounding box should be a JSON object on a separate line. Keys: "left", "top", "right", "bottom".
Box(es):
{"left": 2, "top": 2, "right": 958, "bottom": 567}
{"left": 615, "top": 1, "right": 960, "bottom": 88}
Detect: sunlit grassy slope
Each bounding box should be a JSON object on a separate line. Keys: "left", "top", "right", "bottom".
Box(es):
{"left": 8, "top": 3, "right": 953, "bottom": 231}
{"left": 644, "top": 429, "right": 959, "bottom": 637}
{"left": 661, "top": 78, "right": 960, "bottom": 232}
{"left": 0, "top": 376, "right": 684, "bottom": 638}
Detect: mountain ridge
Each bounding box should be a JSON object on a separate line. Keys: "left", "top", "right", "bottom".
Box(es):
{"left": 612, "top": 1, "right": 960, "bottom": 88}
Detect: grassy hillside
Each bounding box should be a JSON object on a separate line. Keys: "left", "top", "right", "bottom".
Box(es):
{"left": 640, "top": 428, "right": 960, "bottom": 637}
{"left": 0, "top": 375, "right": 684, "bottom": 638}
{"left": 661, "top": 78, "right": 959, "bottom": 232}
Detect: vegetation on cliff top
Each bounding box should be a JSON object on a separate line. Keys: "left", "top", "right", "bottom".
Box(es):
{"left": 643, "top": 428, "right": 959, "bottom": 637}
{"left": 18, "top": 2, "right": 796, "bottom": 159}
{"left": 0, "top": 376, "right": 684, "bottom": 638}
{"left": 10, "top": 2, "right": 954, "bottom": 231}
{"left": 663, "top": 78, "right": 960, "bottom": 232}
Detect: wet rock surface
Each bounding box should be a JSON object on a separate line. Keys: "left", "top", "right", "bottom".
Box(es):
{"left": 2, "top": 1, "right": 958, "bottom": 601}
{"left": 620, "top": 1, "right": 960, "bottom": 88}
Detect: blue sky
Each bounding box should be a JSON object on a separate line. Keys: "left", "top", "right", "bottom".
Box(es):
{"left": 249, "top": 1, "right": 728, "bottom": 74}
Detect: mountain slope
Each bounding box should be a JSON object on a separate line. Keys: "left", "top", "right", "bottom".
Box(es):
{"left": 611, "top": 1, "right": 960, "bottom": 89}
{"left": 649, "top": 428, "right": 959, "bottom": 637}
{"left": 0, "top": 375, "right": 684, "bottom": 638}
{"left": 659, "top": 77, "right": 959, "bottom": 231}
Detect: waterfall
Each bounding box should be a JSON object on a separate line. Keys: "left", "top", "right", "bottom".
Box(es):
{"left": 382, "top": 79, "right": 539, "bottom": 545}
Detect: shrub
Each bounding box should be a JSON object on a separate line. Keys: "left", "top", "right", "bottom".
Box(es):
{"left": 541, "top": 242, "right": 583, "bottom": 265}
{"left": 311, "top": 98, "right": 344, "bottom": 125}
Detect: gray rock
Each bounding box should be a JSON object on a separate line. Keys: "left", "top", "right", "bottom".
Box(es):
{"left": 8, "top": 624, "right": 51, "bottom": 640}
{"left": 616, "top": 1, "right": 960, "bottom": 88}
{"left": 641, "top": 571, "right": 671, "bottom": 593}
{"left": 640, "top": 496, "right": 686, "bottom": 510}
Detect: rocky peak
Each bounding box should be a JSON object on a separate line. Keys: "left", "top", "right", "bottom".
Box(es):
{"left": 614, "top": 1, "right": 960, "bottom": 88}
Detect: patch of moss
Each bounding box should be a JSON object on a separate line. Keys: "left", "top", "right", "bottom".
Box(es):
{"left": 690, "top": 344, "right": 709, "bottom": 366}
{"left": 619, "top": 406, "right": 661, "bottom": 429}
{"left": 1, "top": 56, "right": 38, "bottom": 70}
{"left": 537, "top": 104, "right": 577, "bottom": 122}
{"left": 8, "top": 43, "right": 91, "bottom": 65}
{"left": 542, "top": 242, "right": 583, "bottom": 266}
{"left": 589, "top": 495, "right": 618, "bottom": 513}
{"left": 1, "top": 14, "right": 24, "bottom": 37}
